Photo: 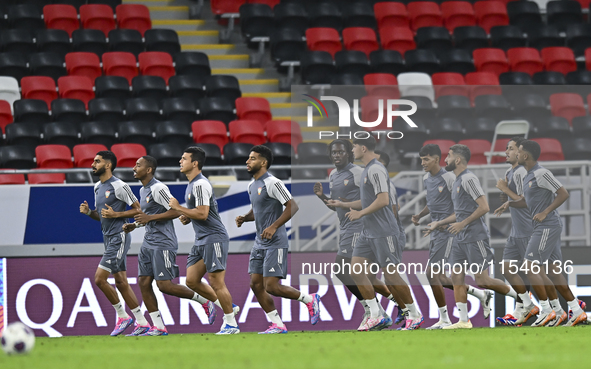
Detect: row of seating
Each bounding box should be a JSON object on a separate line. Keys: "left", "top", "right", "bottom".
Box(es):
{"left": 0, "top": 1, "right": 121, "bottom": 10}
{"left": 0, "top": 4, "right": 151, "bottom": 36}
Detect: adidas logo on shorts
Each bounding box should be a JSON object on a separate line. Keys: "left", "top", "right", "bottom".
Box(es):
{"left": 269, "top": 267, "right": 275, "bottom": 272}
{"left": 528, "top": 252, "right": 534, "bottom": 257}
{"left": 106, "top": 260, "right": 111, "bottom": 264}
{"left": 342, "top": 249, "right": 347, "bottom": 254}
{"left": 212, "top": 262, "right": 216, "bottom": 268}
{"left": 159, "top": 272, "right": 164, "bottom": 277}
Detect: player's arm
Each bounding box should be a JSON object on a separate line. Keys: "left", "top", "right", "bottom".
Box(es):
{"left": 423, "top": 212, "right": 456, "bottom": 236}
{"left": 534, "top": 186, "right": 569, "bottom": 223}
{"left": 327, "top": 198, "right": 362, "bottom": 210}
{"left": 102, "top": 201, "right": 141, "bottom": 219}
{"left": 172, "top": 203, "right": 209, "bottom": 221}
{"left": 236, "top": 207, "right": 254, "bottom": 227}
{"left": 261, "top": 199, "right": 299, "bottom": 239}
{"left": 448, "top": 196, "right": 489, "bottom": 235}
{"left": 313, "top": 182, "right": 335, "bottom": 211}
{"left": 496, "top": 178, "right": 522, "bottom": 201}
{"left": 412, "top": 204, "right": 430, "bottom": 225}
{"left": 80, "top": 200, "right": 100, "bottom": 221}
{"left": 346, "top": 192, "right": 389, "bottom": 221}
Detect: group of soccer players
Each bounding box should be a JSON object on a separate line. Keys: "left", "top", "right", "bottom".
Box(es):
{"left": 79, "top": 135, "right": 586, "bottom": 336}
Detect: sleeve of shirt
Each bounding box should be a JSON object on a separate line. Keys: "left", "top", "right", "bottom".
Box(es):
{"left": 351, "top": 166, "right": 364, "bottom": 187}
{"left": 443, "top": 172, "right": 456, "bottom": 192}
{"left": 328, "top": 169, "right": 336, "bottom": 197}
{"left": 152, "top": 183, "right": 172, "bottom": 210}
{"left": 462, "top": 175, "right": 485, "bottom": 201}
{"left": 267, "top": 178, "right": 293, "bottom": 204}
{"left": 114, "top": 181, "right": 138, "bottom": 206}
{"left": 536, "top": 169, "right": 563, "bottom": 194}
{"left": 192, "top": 180, "right": 213, "bottom": 207}
{"left": 367, "top": 165, "right": 390, "bottom": 195}
{"left": 389, "top": 180, "right": 397, "bottom": 205}
{"left": 93, "top": 181, "right": 100, "bottom": 208}
{"left": 513, "top": 167, "right": 527, "bottom": 196}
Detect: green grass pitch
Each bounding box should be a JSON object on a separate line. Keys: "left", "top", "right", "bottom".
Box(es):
{"left": 1, "top": 326, "right": 589, "bottom": 369}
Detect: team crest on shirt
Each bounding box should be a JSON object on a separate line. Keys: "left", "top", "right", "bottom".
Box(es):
{"left": 146, "top": 195, "right": 150, "bottom": 203}
{"left": 258, "top": 187, "right": 262, "bottom": 195}
{"left": 105, "top": 190, "right": 111, "bottom": 198}
{"left": 438, "top": 186, "right": 444, "bottom": 192}
{"left": 364, "top": 177, "right": 367, "bottom": 184}
{"left": 529, "top": 181, "right": 533, "bottom": 188}
{"left": 344, "top": 179, "right": 349, "bottom": 186}
{"left": 456, "top": 187, "right": 460, "bottom": 193}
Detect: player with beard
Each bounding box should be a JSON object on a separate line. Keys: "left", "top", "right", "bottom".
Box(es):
{"left": 236, "top": 145, "right": 321, "bottom": 334}
{"left": 79, "top": 150, "right": 148, "bottom": 336}
{"left": 427, "top": 144, "right": 518, "bottom": 329}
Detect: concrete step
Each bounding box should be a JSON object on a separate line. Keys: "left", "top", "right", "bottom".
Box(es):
{"left": 239, "top": 79, "right": 279, "bottom": 93}
{"left": 177, "top": 30, "right": 219, "bottom": 44}
{"left": 152, "top": 20, "right": 216, "bottom": 31}
{"left": 242, "top": 92, "right": 291, "bottom": 104}
{"left": 270, "top": 102, "right": 306, "bottom": 118}
{"left": 211, "top": 68, "right": 272, "bottom": 79}
{"left": 182, "top": 44, "right": 251, "bottom": 55}
{"left": 209, "top": 55, "right": 250, "bottom": 68}
{"left": 149, "top": 6, "right": 189, "bottom": 20}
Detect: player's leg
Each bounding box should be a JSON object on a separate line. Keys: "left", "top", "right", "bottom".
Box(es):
{"left": 426, "top": 238, "right": 451, "bottom": 328}
{"left": 334, "top": 255, "right": 363, "bottom": 301}
{"left": 137, "top": 274, "right": 167, "bottom": 336}
{"left": 443, "top": 242, "right": 472, "bottom": 329}
{"left": 186, "top": 245, "right": 219, "bottom": 301}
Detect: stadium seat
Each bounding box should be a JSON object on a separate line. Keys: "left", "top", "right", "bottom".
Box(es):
{"left": 125, "top": 97, "right": 161, "bottom": 122}
{"left": 0, "top": 174, "right": 26, "bottom": 185}
{"left": 174, "top": 52, "right": 211, "bottom": 79}
{"left": 308, "top": 2, "right": 342, "bottom": 30}
{"left": 499, "top": 71, "right": 533, "bottom": 85}
{"left": 145, "top": 29, "right": 181, "bottom": 54}
{"left": 5, "top": 122, "right": 42, "bottom": 148}
{"left": 465, "top": 72, "right": 501, "bottom": 102}
{"left": 36, "top": 29, "right": 72, "bottom": 57}
{"left": 266, "top": 120, "right": 302, "bottom": 148}
{"left": 117, "top": 121, "right": 156, "bottom": 147}
{"left": 131, "top": 76, "right": 168, "bottom": 100}
{"left": 53, "top": 0, "right": 88, "bottom": 9}
{"left": 532, "top": 116, "right": 572, "bottom": 141}
{"left": 58, "top": 76, "right": 95, "bottom": 108}
{"left": 235, "top": 97, "right": 272, "bottom": 125}
{"left": 206, "top": 75, "right": 242, "bottom": 101}
{"left": 65, "top": 172, "right": 93, "bottom": 183}
{"left": 473, "top": 48, "right": 509, "bottom": 76}
{"left": 364, "top": 73, "right": 400, "bottom": 98}
{"left": 422, "top": 139, "right": 457, "bottom": 166}
{"left": 550, "top": 93, "right": 586, "bottom": 125}
{"left": 533, "top": 71, "right": 566, "bottom": 86}
{"left": 102, "top": 52, "right": 138, "bottom": 84}
{"left": 7, "top": 4, "right": 44, "bottom": 30}
{"left": 404, "top": 49, "right": 440, "bottom": 75}
{"left": 453, "top": 26, "right": 489, "bottom": 52}
{"left": 379, "top": 26, "right": 416, "bottom": 55}
{"left": 43, "top": 122, "right": 79, "bottom": 148}
{"left": 116, "top": 4, "right": 152, "bottom": 36}
{"left": 210, "top": 0, "right": 246, "bottom": 15}
{"left": 192, "top": 143, "right": 223, "bottom": 169}
{"left": 108, "top": 29, "right": 145, "bottom": 56}
{"left": 531, "top": 138, "right": 564, "bottom": 161}
{"left": 507, "top": 48, "right": 544, "bottom": 76}
{"left": 80, "top": 4, "right": 116, "bottom": 37}
{"left": 507, "top": 0, "right": 542, "bottom": 33}
{"left": 240, "top": 4, "right": 274, "bottom": 42}
{"left": 28, "top": 172, "right": 66, "bottom": 184}
{"left": 430, "top": 117, "right": 464, "bottom": 141}
{"left": 199, "top": 97, "right": 236, "bottom": 124}
{"left": 436, "top": 95, "right": 474, "bottom": 124}
{"left": 415, "top": 27, "right": 452, "bottom": 58}
{"left": 264, "top": 142, "right": 294, "bottom": 166}
{"left": 112, "top": 168, "right": 135, "bottom": 182}
{"left": 546, "top": 0, "right": 582, "bottom": 33}
{"left": 342, "top": 2, "right": 376, "bottom": 29}
{"left": 273, "top": 3, "right": 308, "bottom": 34}
{"left": 138, "top": 52, "right": 175, "bottom": 84}
{"left": 229, "top": 120, "right": 266, "bottom": 145}
{"left": 572, "top": 116, "right": 591, "bottom": 136}
{"left": 0, "top": 100, "right": 13, "bottom": 133}
{"left": 65, "top": 52, "right": 102, "bottom": 83}
{"left": 369, "top": 50, "right": 405, "bottom": 75}
{"left": 191, "top": 120, "right": 229, "bottom": 153}
{"left": 80, "top": 121, "right": 117, "bottom": 147}
{"left": 357, "top": 95, "right": 390, "bottom": 131}
{"left": 29, "top": 52, "right": 67, "bottom": 82}
{"left": 73, "top": 143, "right": 108, "bottom": 167}
{"left": 474, "top": 94, "right": 512, "bottom": 121}
{"left": 398, "top": 72, "right": 435, "bottom": 102}
{"left": 88, "top": 98, "right": 125, "bottom": 122}
{"left": 21, "top": 76, "right": 57, "bottom": 109}
{"left": 396, "top": 118, "right": 430, "bottom": 154}
{"left": 490, "top": 25, "right": 527, "bottom": 51}
{"left": 528, "top": 25, "right": 563, "bottom": 50}
{"left": 0, "top": 145, "right": 36, "bottom": 169}
{"left": 35, "top": 144, "right": 73, "bottom": 168}
{"left": 464, "top": 117, "right": 496, "bottom": 140}
{"left": 161, "top": 97, "right": 199, "bottom": 124}
{"left": 43, "top": 5, "right": 79, "bottom": 37}
{"left": 438, "top": 49, "right": 475, "bottom": 74}
{"left": 306, "top": 28, "right": 342, "bottom": 58}
{"left": 335, "top": 50, "right": 371, "bottom": 78}
{"left": 563, "top": 137, "right": 591, "bottom": 160}
{"left": 474, "top": 1, "right": 509, "bottom": 33}
{"left": 94, "top": 76, "right": 130, "bottom": 100}
{"left": 566, "top": 24, "right": 591, "bottom": 57}
{"left": 297, "top": 142, "right": 332, "bottom": 164}
{"left": 169, "top": 75, "right": 206, "bottom": 102}
{"left": 441, "top": 1, "right": 476, "bottom": 32}
{"left": 155, "top": 120, "right": 192, "bottom": 146}
{"left": 0, "top": 29, "right": 36, "bottom": 54}
{"left": 457, "top": 139, "right": 491, "bottom": 164}
{"left": 301, "top": 51, "right": 336, "bottom": 84}
{"left": 13, "top": 99, "right": 49, "bottom": 124}
{"left": 541, "top": 47, "right": 577, "bottom": 75}
{"left": 51, "top": 99, "right": 87, "bottom": 123}
{"left": 432, "top": 72, "right": 469, "bottom": 99}
{"left": 511, "top": 93, "right": 549, "bottom": 123}
{"left": 407, "top": 2, "right": 443, "bottom": 32}
{"left": 148, "top": 143, "right": 184, "bottom": 167}
{"left": 270, "top": 27, "right": 306, "bottom": 66}
{"left": 110, "top": 143, "right": 147, "bottom": 167}
{"left": 374, "top": 2, "right": 409, "bottom": 30}
{"left": 72, "top": 29, "right": 108, "bottom": 56}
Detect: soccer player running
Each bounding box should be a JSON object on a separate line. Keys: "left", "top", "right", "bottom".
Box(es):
{"left": 236, "top": 145, "right": 320, "bottom": 334}
{"left": 328, "top": 136, "right": 423, "bottom": 331}
{"left": 414, "top": 144, "right": 491, "bottom": 330}
{"left": 427, "top": 144, "right": 519, "bottom": 329}
{"left": 313, "top": 140, "right": 393, "bottom": 330}
{"left": 509, "top": 140, "right": 586, "bottom": 327}
{"left": 123, "top": 155, "right": 217, "bottom": 336}
{"left": 168, "top": 147, "right": 240, "bottom": 335}
{"left": 79, "top": 150, "right": 148, "bottom": 336}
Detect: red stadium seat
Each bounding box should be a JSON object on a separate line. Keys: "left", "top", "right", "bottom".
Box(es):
{"left": 507, "top": 48, "right": 544, "bottom": 76}
{"left": 379, "top": 26, "right": 416, "bottom": 54}
{"left": 43, "top": 5, "right": 79, "bottom": 37}
{"left": 251, "top": 0, "right": 280, "bottom": 8}
{"left": 80, "top": 4, "right": 116, "bottom": 37}
{"left": 550, "top": 93, "right": 586, "bottom": 125}
{"left": 58, "top": 76, "right": 95, "bottom": 108}
{"left": 490, "top": 138, "right": 510, "bottom": 163}
{"left": 20, "top": 76, "right": 58, "bottom": 109}
{"left": 586, "top": 48, "right": 591, "bottom": 71}
{"left": 65, "top": 52, "right": 102, "bottom": 83}
{"left": 374, "top": 2, "right": 410, "bottom": 29}
{"left": 441, "top": 2, "right": 476, "bottom": 32}
{"left": 74, "top": 144, "right": 108, "bottom": 167}
{"left": 0, "top": 174, "right": 25, "bottom": 185}
{"left": 531, "top": 138, "right": 564, "bottom": 161}
{"left": 35, "top": 145, "right": 73, "bottom": 168}
{"left": 473, "top": 48, "right": 509, "bottom": 76}
{"left": 363, "top": 73, "right": 400, "bottom": 98}
{"left": 211, "top": 0, "right": 246, "bottom": 15}
{"left": 465, "top": 72, "right": 502, "bottom": 102}
{"left": 422, "top": 139, "right": 456, "bottom": 166}
{"left": 407, "top": 2, "right": 443, "bottom": 32}
{"left": 102, "top": 52, "right": 138, "bottom": 84}
{"left": 266, "top": 120, "right": 302, "bottom": 148}
{"left": 235, "top": 97, "right": 272, "bottom": 124}
{"left": 541, "top": 47, "right": 577, "bottom": 75}
{"left": 192, "top": 120, "right": 229, "bottom": 153}
{"left": 138, "top": 52, "right": 175, "bottom": 84}
{"left": 111, "top": 143, "right": 147, "bottom": 167}
{"left": 474, "top": 1, "right": 509, "bottom": 33}
{"left": 229, "top": 120, "right": 266, "bottom": 145}
{"left": 0, "top": 100, "right": 13, "bottom": 134}
{"left": 116, "top": 4, "right": 152, "bottom": 36}
{"left": 28, "top": 172, "right": 66, "bottom": 184}
{"left": 342, "top": 27, "right": 379, "bottom": 57}
{"left": 458, "top": 139, "right": 492, "bottom": 164}
{"left": 432, "top": 72, "right": 469, "bottom": 99}
{"left": 360, "top": 95, "right": 392, "bottom": 131}
{"left": 306, "top": 28, "right": 342, "bottom": 58}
